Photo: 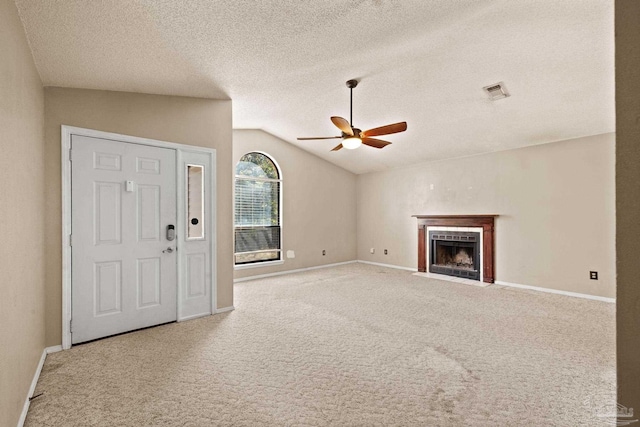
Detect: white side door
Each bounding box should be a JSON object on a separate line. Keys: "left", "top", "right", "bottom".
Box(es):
{"left": 71, "top": 135, "right": 177, "bottom": 344}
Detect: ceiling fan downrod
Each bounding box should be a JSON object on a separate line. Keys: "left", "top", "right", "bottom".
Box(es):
{"left": 346, "top": 79, "right": 358, "bottom": 127}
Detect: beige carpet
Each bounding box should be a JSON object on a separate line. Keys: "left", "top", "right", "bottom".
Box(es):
{"left": 26, "top": 263, "right": 615, "bottom": 426}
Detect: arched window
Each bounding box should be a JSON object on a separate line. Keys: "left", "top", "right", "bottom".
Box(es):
{"left": 234, "top": 152, "right": 282, "bottom": 265}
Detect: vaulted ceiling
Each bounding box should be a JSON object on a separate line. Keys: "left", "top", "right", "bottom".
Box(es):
{"left": 15, "top": 0, "right": 614, "bottom": 174}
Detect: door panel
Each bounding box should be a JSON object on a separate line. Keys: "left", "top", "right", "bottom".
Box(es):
{"left": 186, "top": 253, "right": 206, "bottom": 299}
{"left": 95, "top": 261, "right": 122, "bottom": 315}
{"left": 137, "top": 257, "right": 161, "bottom": 308}
{"left": 72, "top": 135, "right": 177, "bottom": 344}
{"left": 137, "top": 185, "right": 161, "bottom": 241}
{"left": 95, "top": 182, "right": 122, "bottom": 245}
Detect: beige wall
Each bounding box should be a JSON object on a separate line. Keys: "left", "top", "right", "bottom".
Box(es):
{"left": 233, "top": 130, "right": 357, "bottom": 279}
{"left": 0, "top": 0, "right": 46, "bottom": 425}
{"left": 616, "top": 0, "right": 640, "bottom": 413}
{"left": 357, "top": 133, "right": 615, "bottom": 298}
{"left": 44, "top": 88, "right": 233, "bottom": 346}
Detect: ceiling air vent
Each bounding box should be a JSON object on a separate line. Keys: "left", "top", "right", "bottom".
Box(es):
{"left": 483, "top": 82, "right": 510, "bottom": 100}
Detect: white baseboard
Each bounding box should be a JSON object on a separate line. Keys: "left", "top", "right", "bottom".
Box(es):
{"left": 215, "top": 305, "right": 235, "bottom": 313}
{"left": 233, "top": 260, "right": 357, "bottom": 283}
{"left": 494, "top": 280, "right": 615, "bottom": 303}
{"left": 45, "top": 345, "right": 62, "bottom": 354}
{"left": 17, "top": 345, "right": 60, "bottom": 427}
{"left": 357, "top": 260, "right": 418, "bottom": 272}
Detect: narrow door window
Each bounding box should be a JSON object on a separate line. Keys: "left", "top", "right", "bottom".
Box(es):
{"left": 187, "top": 164, "right": 205, "bottom": 239}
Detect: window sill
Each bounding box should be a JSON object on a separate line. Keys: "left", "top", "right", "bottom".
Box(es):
{"left": 234, "top": 260, "right": 284, "bottom": 270}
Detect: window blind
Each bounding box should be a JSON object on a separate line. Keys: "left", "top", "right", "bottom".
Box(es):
{"left": 234, "top": 178, "right": 280, "bottom": 254}
{"left": 235, "top": 179, "right": 279, "bottom": 226}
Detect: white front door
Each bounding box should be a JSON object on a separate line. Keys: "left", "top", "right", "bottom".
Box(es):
{"left": 71, "top": 135, "right": 177, "bottom": 344}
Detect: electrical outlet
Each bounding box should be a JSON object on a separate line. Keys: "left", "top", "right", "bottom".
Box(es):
{"left": 590, "top": 271, "right": 598, "bottom": 280}
{"left": 384, "top": 249, "right": 388, "bottom": 255}
{"left": 370, "top": 248, "right": 375, "bottom": 254}
{"left": 322, "top": 250, "right": 326, "bottom": 256}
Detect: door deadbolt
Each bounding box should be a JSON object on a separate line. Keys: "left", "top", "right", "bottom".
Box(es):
{"left": 166, "top": 224, "right": 175, "bottom": 241}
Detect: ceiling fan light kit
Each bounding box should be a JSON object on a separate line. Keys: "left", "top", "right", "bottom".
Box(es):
{"left": 342, "top": 136, "right": 362, "bottom": 150}
{"left": 298, "top": 79, "right": 407, "bottom": 151}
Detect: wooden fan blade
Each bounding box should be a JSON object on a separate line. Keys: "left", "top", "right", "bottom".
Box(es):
{"left": 362, "top": 137, "right": 391, "bottom": 149}
{"left": 362, "top": 122, "right": 407, "bottom": 138}
{"left": 331, "top": 143, "right": 344, "bottom": 151}
{"left": 297, "top": 136, "right": 342, "bottom": 140}
{"left": 330, "top": 116, "right": 354, "bottom": 136}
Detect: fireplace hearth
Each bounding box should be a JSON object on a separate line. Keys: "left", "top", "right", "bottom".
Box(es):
{"left": 429, "top": 231, "right": 480, "bottom": 280}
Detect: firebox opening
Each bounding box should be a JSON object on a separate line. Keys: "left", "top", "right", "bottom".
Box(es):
{"left": 429, "top": 231, "right": 481, "bottom": 280}
{"left": 435, "top": 242, "right": 475, "bottom": 270}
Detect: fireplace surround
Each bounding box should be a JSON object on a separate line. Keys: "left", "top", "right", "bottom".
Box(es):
{"left": 413, "top": 215, "right": 498, "bottom": 283}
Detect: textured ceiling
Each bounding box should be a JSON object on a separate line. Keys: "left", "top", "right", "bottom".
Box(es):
{"left": 15, "top": 0, "right": 614, "bottom": 174}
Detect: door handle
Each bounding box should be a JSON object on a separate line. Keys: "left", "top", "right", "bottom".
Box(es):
{"left": 162, "top": 247, "right": 174, "bottom": 254}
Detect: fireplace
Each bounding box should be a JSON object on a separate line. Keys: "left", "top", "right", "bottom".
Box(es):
{"left": 429, "top": 231, "right": 480, "bottom": 280}
{"left": 413, "top": 215, "right": 498, "bottom": 283}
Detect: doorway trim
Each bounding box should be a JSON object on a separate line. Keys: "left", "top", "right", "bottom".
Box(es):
{"left": 61, "top": 126, "right": 218, "bottom": 350}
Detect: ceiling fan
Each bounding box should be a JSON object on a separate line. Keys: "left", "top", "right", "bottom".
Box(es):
{"left": 298, "top": 79, "right": 407, "bottom": 151}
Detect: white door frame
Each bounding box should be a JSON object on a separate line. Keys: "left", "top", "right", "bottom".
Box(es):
{"left": 61, "top": 126, "right": 217, "bottom": 350}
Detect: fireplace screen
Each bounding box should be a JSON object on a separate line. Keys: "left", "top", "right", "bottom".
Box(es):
{"left": 429, "top": 231, "right": 480, "bottom": 280}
